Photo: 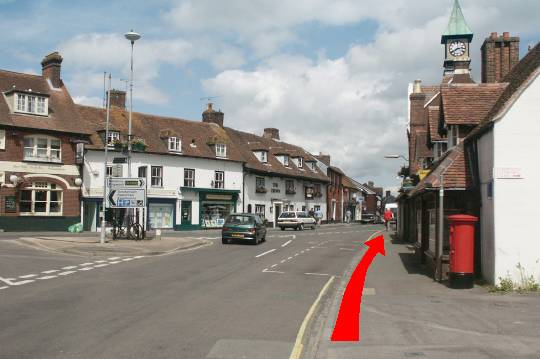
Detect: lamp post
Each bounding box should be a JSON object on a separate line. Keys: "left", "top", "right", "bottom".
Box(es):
{"left": 100, "top": 74, "right": 112, "bottom": 245}
{"left": 384, "top": 154, "right": 409, "bottom": 162}
{"left": 124, "top": 30, "right": 141, "bottom": 178}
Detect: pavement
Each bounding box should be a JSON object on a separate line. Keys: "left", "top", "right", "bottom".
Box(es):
{"left": 306, "top": 232, "right": 540, "bottom": 359}
{"left": 0, "top": 223, "right": 380, "bottom": 359}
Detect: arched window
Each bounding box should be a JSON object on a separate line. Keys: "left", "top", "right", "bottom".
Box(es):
{"left": 20, "top": 182, "right": 63, "bottom": 215}
{"left": 23, "top": 135, "right": 61, "bottom": 163}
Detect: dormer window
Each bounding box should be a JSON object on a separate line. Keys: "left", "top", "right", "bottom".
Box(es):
{"left": 168, "top": 137, "right": 181, "bottom": 152}
{"left": 283, "top": 155, "right": 289, "bottom": 167}
{"left": 15, "top": 93, "right": 48, "bottom": 115}
{"left": 297, "top": 157, "right": 303, "bottom": 168}
{"left": 254, "top": 150, "right": 268, "bottom": 163}
{"left": 216, "top": 143, "right": 227, "bottom": 157}
{"left": 306, "top": 161, "right": 316, "bottom": 171}
{"left": 448, "top": 126, "right": 460, "bottom": 148}
{"left": 107, "top": 131, "right": 120, "bottom": 146}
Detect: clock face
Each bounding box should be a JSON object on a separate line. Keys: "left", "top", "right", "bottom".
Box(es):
{"left": 449, "top": 41, "right": 467, "bottom": 57}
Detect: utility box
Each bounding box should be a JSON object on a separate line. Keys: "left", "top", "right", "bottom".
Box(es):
{"left": 448, "top": 214, "right": 478, "bottom": 289}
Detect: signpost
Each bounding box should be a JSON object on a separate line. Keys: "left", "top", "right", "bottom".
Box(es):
{"left": 107, "top": 177, "right": 147, "bottom": 208}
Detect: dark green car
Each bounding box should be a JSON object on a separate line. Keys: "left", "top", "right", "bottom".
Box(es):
{"left": 221, "top": 214, "right": 267, "bottom": 245}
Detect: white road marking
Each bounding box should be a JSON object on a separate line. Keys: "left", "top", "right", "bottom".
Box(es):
{"left": 305, "top": 272, "right": 331, "bottom": 277}
{"left": 19, "top": 274, "right": 37, "bottom": 279}
{"left": 255, "top": 249, "right": 276, "bottom": 258}
{"left": 133, "top": 256, "right": 145, "bottom": 259}
{"left": 364, "top": 288, "right": 376, "bottom": 295}
{"left": 294, "top": 253, "right": 299, "bottom": 257}
{"left": 108, "top": 257, "right": 120, "bottom": 260}
{"left": 42, "top": 270, "right": 59, "bottom": 274}
{"left": 94, "top": 260, "right": 107, "bottom": 263}
{"left": 37, "top": 276, "right": 57, "bottom": 280}
{"left": 270, "top": 264, "right": 278, "bottom": 268}
{"left": 281, "top": 240, "right": 292, "bottom": 247}
{"left": 79, "top": 267, "right": 94, "bottom": 271}
{"left": 262, "top": 269, "right": 284, "bottom": 274}
{"left": 305, "top": 248, "right": 310, "bottom": 252}
{"left": 288, "top": 257, "right": 293, "bottom": 260}
{"left": 280, "top": 259, "right": 287, "bottom": 263}
{"left": 300, "top": 251, "right": 305, "bottom": 254}
{"left": 11, "top": 279, "right": 34, "bottom": 286}
{"left": 0, "top": 286, "right": 8, "bottom": 290}
{"left": 94, "top": 264, "right": 110, "bottom": 268}
{"left": 122, "top": 258, "right": 134, "bottom": 261}
{"left": 339, "top": 248, "right": 355, "bottom": 251}
{"left": 80, "top": 262, "right": 94, "bottom": 266}
{"left": 62, "top": 266, "right": 77, "bottom": 270}
{"left": 58, "top": 271, "right": 76, "bottom": 276}
{"left": 109, "top": 261, "right": 121, "bottom": 264}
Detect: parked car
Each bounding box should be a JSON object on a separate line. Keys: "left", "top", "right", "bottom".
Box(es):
{"left": 360, "top": 213, "right": 376, "bottom": 224}
{"left": 222, "top": 214, "right": 267, "bottom": 245}
{"left": 277, "top": 211, "right": 316, "bottom": 231}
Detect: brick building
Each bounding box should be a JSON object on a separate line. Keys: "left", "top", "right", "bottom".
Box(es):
{"left": 0, "top": 53, "right": 92, "bottom": 231}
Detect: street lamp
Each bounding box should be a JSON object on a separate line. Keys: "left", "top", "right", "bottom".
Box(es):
{"left": 124, "top": 30, "right": 141, "bottom": 178}
{"left": 384, "top": 154, "right": 409, "bottom": 162}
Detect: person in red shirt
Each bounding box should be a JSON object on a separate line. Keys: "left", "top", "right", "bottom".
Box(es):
{"left": 384, "top": 209, "right": 394, "bottom": 231}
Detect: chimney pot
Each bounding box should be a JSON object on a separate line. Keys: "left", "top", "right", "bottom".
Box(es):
{"left": 41, "top": 52, "right": 63, "bottom": 88}
{"left": 503, "top": 32, "right": 510, "bottom": 38}
{"left": 412, "top": 79, "right": 422, "bottom": 94}
{"left": 263, "top": 128, "right": 280, "bottom": 140}
{"left": 491, "top": 32, "right": 498, "bottom": 39}
{"left": 108, "top": 89, "right": 126, "bottom": 109}
{"left": 202, "top": 103, "right": 224, "bottom": 127}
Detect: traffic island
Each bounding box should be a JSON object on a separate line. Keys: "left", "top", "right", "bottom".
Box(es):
{"left": 15, "top": 236, "right": 212, "bottom": 257}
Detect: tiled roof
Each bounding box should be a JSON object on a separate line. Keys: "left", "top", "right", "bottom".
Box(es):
{"left": 409, "top": 143, "right": 471, "bottom": 196}
{"left": 422, "top": 86, "right": 440, "bottom": 106}
{"left": 414, "top": 130, "right": 432, "bottom": 158}
{"left": 441, "top": 83, "right": 507, "bottom": 126}
{"left": 428, "top": 106, "right": 444, "bottom": 142}
{"left": 328, "top": 166, "right": 345, "bottom": 176}
{"left": 0, "top": 70, "right": 93, "bottom": 135}
{"left": 224, "top": 128, "right": 329, "bottom": 183}
{"left": 342, "top": 176, "right": 357, "bottom": 189}
{"left": 470, "top": 43, "right": 540, "bottom": 138}
{"left": 78, "top": 105, "right": 245, "bottom": 163}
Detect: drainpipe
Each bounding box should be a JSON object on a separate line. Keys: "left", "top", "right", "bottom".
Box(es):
{"left": 436, "top": 173, "right": 444, "bottom": 282}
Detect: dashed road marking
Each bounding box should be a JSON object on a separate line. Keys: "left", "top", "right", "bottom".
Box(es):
{"left": 62, "top": 266, "right": 77, "bottom": 270}
{"left": 79, "top": 267, "right": 93, "bottom": 271}
{"left": 281, "top": 259, "right": 287, "bottom": 263}
{"left": 339, "top": 248, "right": 355, "bottom": 251}
{"left": 80, "top": 263, "right": 94, "bottom": 266}
{"left": 58, "top": 271, "right": 76, "bottom": 276}
{"left": 262, "top": 269, "right": 284, "bottom": 274}
{"left": 109, "top": 261, "right": 121, "bottom": 264}
{"left": 255, "top": 249, "right": 276, "bottom": 258}
{"left": 37, "top": 276, "right": 57, "bottom": 280}
{"left": 42, "top": 270, "right": 59, "bottom": 274}
{"left": 94, "top": 260, "right": 107, "bottom": 263}
{"left": 19, "top": 274, "right": 37, "bottom": 279}
{"left": 133, "top": 256, "right": 145, "bottom": 259}
{"left": 305, "top": 272, "right": 331, "bottom": 277}
{"left": 270, "top": 264, "right": 278, "bottom": 268}
{"left": 108, "top": 257, "right": 120, "bottom": 260}
{"left": 11, "top": 280, "right": 34, "bottom": 286}
{"left": 94, "top": 264, "right": 110, "bottom": 268}
{"left": 282, "top": 240, "right": 292, "bottom": 247}
{"left": 288, "top": 257, "right": 293, "bottom": 260}
{"left": 0, "top": 286, "right": 8, "bottom": 290}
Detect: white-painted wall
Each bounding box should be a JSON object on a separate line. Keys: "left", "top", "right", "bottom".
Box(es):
{"left": 478, "top": 74, "right": 540, "bottom": 285}
{"left": 82, "top": 150, "right": 244, "bottom": 228}
{"left": 243, "top": 173, "right": 327, "bottom": 225}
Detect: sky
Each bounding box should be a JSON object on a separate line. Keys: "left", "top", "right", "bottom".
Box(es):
{"left": 1, "top": 0, "right": 538, "bottom": 192}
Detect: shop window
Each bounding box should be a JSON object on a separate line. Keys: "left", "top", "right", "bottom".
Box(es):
{"left": 184, "top": 168, "right": 195, "bottom": 187}
{"left": 23, "top": 135, "right": 61, "bottom": 163}
{"left": 201, "top": 202, "right": 232, "bottom": 228}
{"left": 151, "top": 166, "right": 163, "bottom": 187}
{"left": 214, "top": 171, "right": 224, "bottom": 189}
{"left": 20, "top": 182, "right": 63, "bottom": 216}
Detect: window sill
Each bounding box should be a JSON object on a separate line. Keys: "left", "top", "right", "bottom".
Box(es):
{"left": 23, "top": 158, "right": 63, "bottom": 165}
{"left": 13, "top": 111, "right": 49, "bottom": 117}
{"left": 19, "top": 213, "right": 64, "bottom": 217}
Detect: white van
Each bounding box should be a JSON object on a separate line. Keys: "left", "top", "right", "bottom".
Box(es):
{"left": 277, "top": 211, "right": 316, "bottom": 231}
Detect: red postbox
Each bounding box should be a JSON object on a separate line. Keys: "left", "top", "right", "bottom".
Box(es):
{"left": 448, "top": 214, "right": 478, "bottom": 289}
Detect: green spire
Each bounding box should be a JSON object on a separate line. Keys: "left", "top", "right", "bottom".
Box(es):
{"left": 443, "top": 0, "right": 473, "bottom": 37}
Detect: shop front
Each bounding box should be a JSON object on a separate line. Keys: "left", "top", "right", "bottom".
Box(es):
{"left": 147, "top": 198, "right": 176, "bottom": 230}
{"left": 180, "top": 187, "right": 240, "bottom": 229}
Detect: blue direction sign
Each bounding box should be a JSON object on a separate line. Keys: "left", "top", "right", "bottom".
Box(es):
{"left": 107, "top": 177, "right": 147, "bottom": 208}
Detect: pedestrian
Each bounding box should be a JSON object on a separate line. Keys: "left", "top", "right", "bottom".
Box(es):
{"left": 345, "top": 209, "right": 352, "bottom": 224}
{"left": 315, "top": 208, "right": 323, "bottom": 225}
{"left": 309, "top": 208, "right": 315, "bottom": 219}
{"left": 384, "top": 208, "right": 394, "bottom": 231}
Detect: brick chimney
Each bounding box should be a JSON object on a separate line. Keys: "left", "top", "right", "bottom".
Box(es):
{"left": 316, "top": 153, "right": 331, "bottom": 166}
{"left": 481, "top": 32, "right": 520, "bottom": 83}
{"left": 202, "top": 103, "right": 224, "bottom": 127}
{"left": 108, "top": 89, "right": 126, "bottom": 109}
{"left": 263, "top": 128, "right": 280, "bottom": 140}
{"left": 41, "top": 52, "right": 63, "bottom": 88}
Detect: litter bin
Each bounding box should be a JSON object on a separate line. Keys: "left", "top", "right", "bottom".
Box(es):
{"left": 448, "top": 214, "right": 478, "bottom": 289}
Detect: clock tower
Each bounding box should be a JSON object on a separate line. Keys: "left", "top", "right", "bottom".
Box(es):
{"left": 441, "top": 0, "right": 473, "bottom": 78}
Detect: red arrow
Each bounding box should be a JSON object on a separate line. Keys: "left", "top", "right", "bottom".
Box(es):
{"left": 331, "top": 235, "right": 386, "bottom": 342}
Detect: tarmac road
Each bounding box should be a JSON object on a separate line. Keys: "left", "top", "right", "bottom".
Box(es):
{"left": 0, "top": 224, "right": 380, "bottom": 359}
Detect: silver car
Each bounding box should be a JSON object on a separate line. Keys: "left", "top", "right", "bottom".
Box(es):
{"left": 277, "top": 211, "right": 316, "bottom": 231}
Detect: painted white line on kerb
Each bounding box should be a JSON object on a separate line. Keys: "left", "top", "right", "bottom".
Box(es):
{"left": 282, "top": 240, "right": 292, "bottom": 247}
{"left": 255, "top": 249, "right": 276, "bottom": 258}
{"left": 42, "top": 270, "right": 59, "bottom": 274}
{"left": 19, "top": 274, "right": 37, "bottom": 279}
{"left": 289, "top": 276, "right": 335, "bottom": 359}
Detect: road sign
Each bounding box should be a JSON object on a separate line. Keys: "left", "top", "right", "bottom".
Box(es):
{"left": 107, "top": 177, "right": 147, "bottom": 208}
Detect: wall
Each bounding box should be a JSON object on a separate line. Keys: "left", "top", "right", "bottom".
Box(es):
{"left": 492, "top": 75, "right": 540, "bottom": 285}
{"left": 243, "top": 172, "right": 327, "bottom": 225}
{"left": 477, "top": 130, "right": 495, "bottom": 283}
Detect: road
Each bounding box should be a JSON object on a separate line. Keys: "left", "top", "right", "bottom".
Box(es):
{"left": 0, "top": 225, "right": 381, "bottom": 359}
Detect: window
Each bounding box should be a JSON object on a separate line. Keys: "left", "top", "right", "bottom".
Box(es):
{"left": 254, "top": 151, "right": 268, "bottom": 163}
{"left": 216, "top": 144, "right": 227, "bottom": 157}
{"left": 307, "top": 161, "right": 316, "bottom": 171}
{"left": 256, "top": 177, "right": 265, "bottom": 189}
{"left": 448, "top": 126, "right": 459, "bottom": 148}
{"left": 23, "top": 136, "right": 61, "bottom": 163}
{"left": 255, "top": 204, "right": 265, "bottom": 219}
{"left": 138, "top": 166, "right": 147, "bottom": 179}
{"left": 283, "top": 155, "right": 289, "bottom": 167}
{"left": 151, "top": 166, "right": 163, "bottom": 187}
{"left": 314, "top": 184, "right": 322, "bottom": 196}
{"left": 433, "top": 142, "right": 448, "bottom": 159}
{"left": 106, "top": 165, "right": 113, "bottom": 177}
{"left": 168, "top": 137, "right": 181, "bottom": 152}
{"left": 20, "top": 182, "right": 62, "bottom": 216}
{"left": 184, "top": 168, "right": 195, "bottom": 187}
{"left": 286, "top": 179, "right": 295, "bottom": 193}
{"left": 297, "top": 157, "right": 303, "bottom": 168}
{"left": 15, "top": 93, "right": 47, "bottom": 115}
{"left": 107, "top": 131, "right": 120, "bottom": 146}
{"left": 214, "top": 171, "right": 224, "bottom": 189}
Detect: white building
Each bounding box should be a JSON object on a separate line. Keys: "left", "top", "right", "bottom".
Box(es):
{"left": 78, "top": 102, "right": 244, "bottom": 231}
{"left": 226, "top": 128, "right": 328, "bottom": 226}
{"left": 467, "top": 44, "right": 540, "bottom": 285}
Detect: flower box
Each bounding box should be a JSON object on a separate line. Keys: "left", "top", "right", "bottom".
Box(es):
{"left": 255, "top": 187, "right": 267, "bottom": 193}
